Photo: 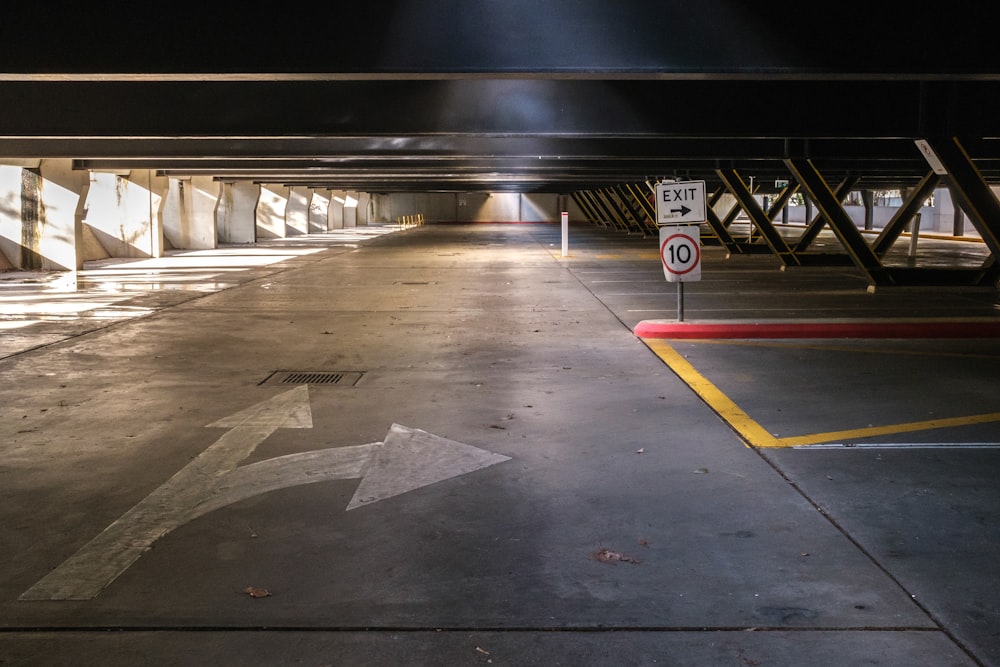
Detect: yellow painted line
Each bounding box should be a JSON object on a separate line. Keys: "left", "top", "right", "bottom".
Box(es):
{"left": 779, "top": 412, "right": 1000, "bottom": 448}
{"left": 645, "top": 337, "right": 1000, "bottom": 450}
{"left": 643, "top": 338, "right": 783, "bottom": 448}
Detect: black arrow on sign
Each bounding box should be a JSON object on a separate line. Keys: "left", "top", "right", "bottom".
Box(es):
{"left": 671, "top": 205, "right": 692, "bottom": 216}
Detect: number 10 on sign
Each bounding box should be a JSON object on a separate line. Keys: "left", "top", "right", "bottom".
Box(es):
{"left": 660, "top": 225, "right": 700, "bottom": 322}
{"left": 660, "top": 225, "right": 701, "bottom": 283}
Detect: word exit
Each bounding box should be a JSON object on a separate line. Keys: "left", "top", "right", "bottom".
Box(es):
{"left": 654, "top": 180, "right": 707, "bottom": 225}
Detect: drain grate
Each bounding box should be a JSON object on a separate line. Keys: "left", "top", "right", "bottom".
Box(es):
{"left": 260, "top": 371, "right": 364, "bottom": 387}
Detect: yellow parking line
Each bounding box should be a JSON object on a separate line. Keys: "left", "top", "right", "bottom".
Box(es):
{"left": 779, "top": 413, "right": 1000, "bottom": 447}
{"left": 643, "top": 338, "right": 783, "bottom": 448}
{"left": 643, "top": 337, "right": 1000, "bottom": 449}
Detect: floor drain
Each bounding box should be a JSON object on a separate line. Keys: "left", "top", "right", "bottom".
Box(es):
{"left": 260, "top": 371, "right": 364, "bottom": 386}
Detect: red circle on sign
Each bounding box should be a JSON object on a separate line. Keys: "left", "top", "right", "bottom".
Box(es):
{"left": 660, "top": 232, "right": 701, "bottom": 275}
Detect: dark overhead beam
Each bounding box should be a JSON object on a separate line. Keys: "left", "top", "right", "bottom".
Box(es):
{"left": 5, "top": 80, "right": 997, "bottom": 138}
{"left": 2, "top": 2, "right": 998, "bottom": 77}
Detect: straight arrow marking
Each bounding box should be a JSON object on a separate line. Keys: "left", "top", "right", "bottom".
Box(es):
{"left": 20, "top": 389, "right": 509, "bottom": 601}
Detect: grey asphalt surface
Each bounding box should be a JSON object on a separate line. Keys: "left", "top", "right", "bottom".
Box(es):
{"left": 1, "top": 222, "right": 998, "bottom": 666}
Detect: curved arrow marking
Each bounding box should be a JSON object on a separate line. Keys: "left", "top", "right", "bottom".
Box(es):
{"left": 20, "top": 387, "right": 510, "bottom": 601}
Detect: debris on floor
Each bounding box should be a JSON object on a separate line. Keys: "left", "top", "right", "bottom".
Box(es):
{"left": 592, "top": 547, "right": 641, "bottom": 565}
{"left": 243, "top": 586, "right": 271, "bottom": 598}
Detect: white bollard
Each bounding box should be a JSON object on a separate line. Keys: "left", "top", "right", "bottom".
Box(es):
{"left": 561, "top": 211, "right": 569, "bottom": 257}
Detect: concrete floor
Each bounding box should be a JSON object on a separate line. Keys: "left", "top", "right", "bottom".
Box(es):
{"left": 1, "top": 222, "right": 999, "bottom": 666}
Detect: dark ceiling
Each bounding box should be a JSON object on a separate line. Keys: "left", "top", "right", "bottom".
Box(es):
{"left": 2, "top": 1, "right": 1000, "bottom": 193}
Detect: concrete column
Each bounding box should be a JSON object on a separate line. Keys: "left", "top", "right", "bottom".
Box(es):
{"left": 328, "top": 190, "right": 346, "bottom": 229}
{"left": 369, "top": 193, "right": 388, "bottom": 223}
{"left": 285, "top": 186, "right": 310, "bottom": 236}
{"left": 308, "top": 189, "right": 330, "bottom": 233}
{"left": 217, "top": 181, "right": 259, "bottom": 244}
{"left": 861, "top": 189, "right": 874, "bottom": 231}
{"left": 0, "top": 159, "right": 87, "bottom": 271}
{"left": 162, "top": 176, "right": 218, "bottom": 250}
{"left": 256, "top": 184, "right": 289, "bottom": 239}
{"left": 81, "top": 170, "right": 164, "bottom": 259}
{"left": 356, "top": 192, "right": 371, "bottom": 226}
{"left": 343, "top": 191, "right": 359, "bottom": 228}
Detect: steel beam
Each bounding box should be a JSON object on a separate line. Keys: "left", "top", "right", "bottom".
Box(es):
{"left": 626, "top": 183, "right": 656, "bottom": 222}
{"left": 784, "top": 159, "right": 892, "bottom": 286}
{"left": 765, "top": 182, "right": 800, "bottom": 222}
{"left": 571, "top": 192, "right": 601, "bottom": 227}
{"left": 588, "top": 190, "right": 628, "bottom": 232}
{"left": 601, "top": 188, "right": 641, "bottom": 234}
{"left": 615, "top": 186, "right": 656, "bottom": 236}
{"left": 702, "top": 187, "right": 744, "bottom": 254}
{"left": 872, "top": 171, "right": 941, "bottom": 257}
{"left": 580, "top": 191, "right": 613, "bottom": 229}
{"left": 919, "top": 137, "right": 1000, "bottom": 258}
{"left": 717, "top": 169, "right": 800, "bottom": 266}
{"left": 792, "top": 177, "right": 859, "bottom": 253}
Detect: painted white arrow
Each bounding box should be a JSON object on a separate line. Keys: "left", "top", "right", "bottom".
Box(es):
{"left": 21, "top": 387, "right": 510, "bottom": 601}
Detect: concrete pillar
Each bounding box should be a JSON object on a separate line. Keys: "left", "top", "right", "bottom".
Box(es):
{"left": 308, "top": 189, "right": 330, "bottom": 234}
{"left": 81, "top": 170, "right": 164, "bottom": 259}
{"left": 343, "top": 191, "right": 359, "bottom": 228}
{"left": 356, "top": 192, "right": 371, "bottom": 226}
{"left": 217, "top": 181, "right": 259, "bottom": 244}
{"left": 861, "top": 189, "right": 874, "bottom": 231}
{"left": 256, "top": 184, "right": 289, "bottom": 239}
{"left": 0, "top": 159, "right": 87, "bottom": 271}
{"left": 369, "top": 193, "right": 388, "bottom": 223}
{"left": 162, "top": 176, "right": 218, "bottom": 250}
{"left": 285, "top": 186, "right": 310, "bottom": 236}
{"left": 328, "top": 190, "right": 346, "bottom": 229}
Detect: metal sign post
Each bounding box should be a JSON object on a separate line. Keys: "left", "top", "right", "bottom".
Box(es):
{"left": 658, "top": 224, "right": 702, "bottom": 322}
{"left": 655, "top": 180, "right": 706, "bottom": 322}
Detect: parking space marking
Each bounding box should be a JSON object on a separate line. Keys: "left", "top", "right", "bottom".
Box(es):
{"left": 642, "top": 338, "right": 783, "bottom": 448}
{"left": 779, "top": 413, "right": 1000, "bottom": 447}
{"left": 642, "top": 338, "right": 1000, "bottom": 450}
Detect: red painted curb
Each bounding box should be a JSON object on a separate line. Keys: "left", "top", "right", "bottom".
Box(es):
{"left": 633, "top": 320, "right": 1000, "bottom": 339}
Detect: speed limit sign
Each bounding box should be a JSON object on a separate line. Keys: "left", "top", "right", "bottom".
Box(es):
{"left": 659, "top": 225, "right": 701, "bottom": 283}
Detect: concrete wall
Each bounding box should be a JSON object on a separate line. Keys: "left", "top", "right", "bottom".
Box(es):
{"left": 218, "top": 181, "right": 258, "bottom": 244}
{"left": 328, "top": 190, "right": 346, "bottom": 229}
{"left": 343, "top": 192, "right": 359, "bottom": 228}
{"left": 256, "top": 184, "right": 288, "bottom": 239}
{"left": 0, "top": 160, "right": 89, "bottom": 271}
{"left": 309, "top": 190, "right": 330, "bottom": 233}
{"left": 286, "top": 187, "right": 310, "bottom": 236}
{"left": 375, "top": 192, "right": 586, "bottom": 224}
{"left": 82, "top": 171, "right": 164, "bottom": 259}
{"left": 162, "top": 176, "right": 219, "bottom": 250}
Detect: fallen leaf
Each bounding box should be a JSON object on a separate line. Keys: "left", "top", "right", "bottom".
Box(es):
{"left": 592, "top": 547, "right": 640, "bottom": 565}
{"left": 243, "top": 586, "right": 271, "bottom": 598}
